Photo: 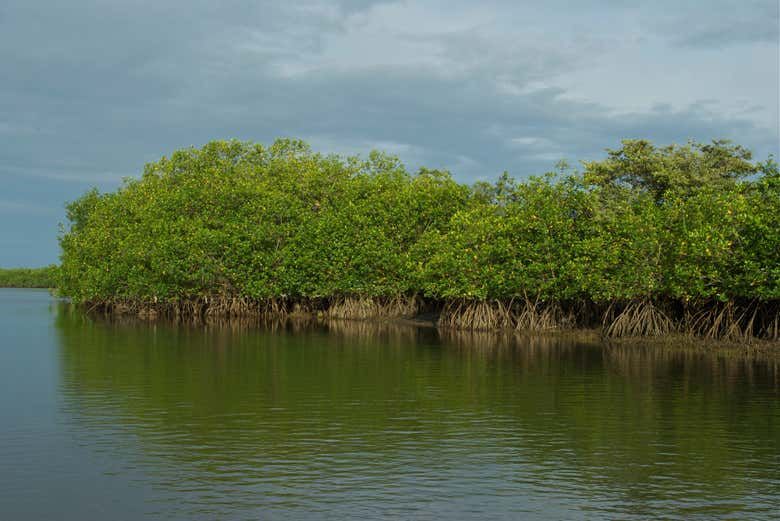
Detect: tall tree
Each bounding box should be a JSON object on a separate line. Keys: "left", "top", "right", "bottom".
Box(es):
{"left": 582, "top": 139, "right": 761, "bottom": 199}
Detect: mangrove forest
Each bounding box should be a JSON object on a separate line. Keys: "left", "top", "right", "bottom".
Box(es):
{"left": 0, "top": 266, "right": 58, "bottom": 288}
{"left": 57, "top": 138, "right": 780, "bottom": 341}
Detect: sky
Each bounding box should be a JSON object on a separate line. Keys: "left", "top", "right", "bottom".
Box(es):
{"left": 1, "top": 0, "right": 778, "bottom": 267}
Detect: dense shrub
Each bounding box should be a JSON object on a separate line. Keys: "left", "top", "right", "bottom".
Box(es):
{"left": 57, "top": 139, "right": 779, "bottom": 339}
{"left": 0, "top": 266, "right": 58, "bottom": 288}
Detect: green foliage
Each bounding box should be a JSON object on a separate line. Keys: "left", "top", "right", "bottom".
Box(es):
{"left": 58, "top": 139, "right": 469, "bottom": 303}
{"left": 58, "top": 138, "right": 779, "bottom": 314}
{"left": 582, "top": 139, "right": 760, "bottom": 200}
{"left": 0, "top": 265, "right": 59, "bottom": 288}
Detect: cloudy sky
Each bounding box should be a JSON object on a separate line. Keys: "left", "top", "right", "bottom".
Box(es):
{"left": 1, "top": 0, "right": 778, "bottom": 266}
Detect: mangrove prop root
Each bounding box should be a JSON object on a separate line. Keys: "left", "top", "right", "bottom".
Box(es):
{"left": 437, "top": 298, "right": 574, "bottom": 332}
{"left": 602, "top": 300, "right": 676, "bottom": 338}
{"left": 325, "top": 295, "right": 422, "bottom": 320}
{"left": 684, "top": 300, "right": 780, "bottom": 342}
{"left": 81, "top": 295, "right": 779, "bottom": 341}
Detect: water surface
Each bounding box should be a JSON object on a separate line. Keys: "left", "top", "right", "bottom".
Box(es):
{"left": 1, "top": 289, "right": 778, "bottom": 519}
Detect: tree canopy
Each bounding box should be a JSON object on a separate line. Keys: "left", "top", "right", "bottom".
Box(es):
{"left": 56, "top": 138, "right": 779, "bottom": 339}
{"left": 581, "top": 139, "right": 765, "bottom": 199}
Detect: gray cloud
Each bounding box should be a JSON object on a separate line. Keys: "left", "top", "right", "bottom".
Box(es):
{"left": 0, "top": 0, "right": 777, "bottom": 265}
{"left": 648, "top": 0, "right": 779, "bottom": 48}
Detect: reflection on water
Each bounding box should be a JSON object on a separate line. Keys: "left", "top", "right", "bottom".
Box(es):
{"left": 1, "top": 290, "right": 779, "bottom": 520}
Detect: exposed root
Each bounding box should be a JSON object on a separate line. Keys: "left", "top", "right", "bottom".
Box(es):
{"left": 87, "top": 295, "right": 293, "bottom": 321}
{"left": 205, "top": 296, "right": 290, "bottom": 318}
{"left": 438, "top": 299, "right": 514, "bottom": 330}
{"left": 78, "top": 295, "right": 780, "bottom": 343}
{"left": 438, "top": 297, "right": 575, "bottom": 332}
{"left": 325, "top": 295, "right": 421, "bottom": 320}
{"left": 603, "top": 300, "right": 676, "bottom": 338}
{"left": 684, "top": 300, "right": 780, "bottom": 342}
{"left": 515, "top": 297, "right": 575, "bottom": 331}
{"left": 763, "top": 311, "right": 780, "bottom": 342}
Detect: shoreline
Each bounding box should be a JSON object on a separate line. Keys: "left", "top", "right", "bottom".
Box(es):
{"left": 61, "top": 297, "right": 780, "bottom": 355}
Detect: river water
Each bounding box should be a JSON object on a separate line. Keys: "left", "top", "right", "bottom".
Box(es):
{"left": 1, "top": 289, "right": 778, "bottom": 520}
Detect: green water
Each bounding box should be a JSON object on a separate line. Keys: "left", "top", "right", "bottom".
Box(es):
{"left": 1, "top": 289, "right": 778, "bottom": 520}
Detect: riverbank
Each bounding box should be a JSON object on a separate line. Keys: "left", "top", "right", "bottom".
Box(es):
{"left": 0, "top": 266, "right": 58, "bottom": 288}
{"left": 76, "top": 295, "right": 780, "bottom": 351}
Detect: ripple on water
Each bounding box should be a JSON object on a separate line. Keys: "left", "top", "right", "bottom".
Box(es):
{"left": 0, "top": 291, "right": 779, "bottom": 520}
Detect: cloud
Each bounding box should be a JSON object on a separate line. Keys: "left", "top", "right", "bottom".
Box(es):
{"left": 0, "top": 0, "right": 777, "bottom": 265}
{"left": 648, "top": 0, "right": 779, "bottom": 48}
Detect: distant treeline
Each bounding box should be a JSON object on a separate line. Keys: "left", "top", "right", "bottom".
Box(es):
{"left": 0, "top": 266, "right": 59, "bottom": 288}
{"left": 57, "top": 139, "right": 779, "bottom": 341}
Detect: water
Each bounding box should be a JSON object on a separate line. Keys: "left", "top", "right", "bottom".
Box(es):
{"left": 1, "top": 289, "right": 778, "bottom": 520}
